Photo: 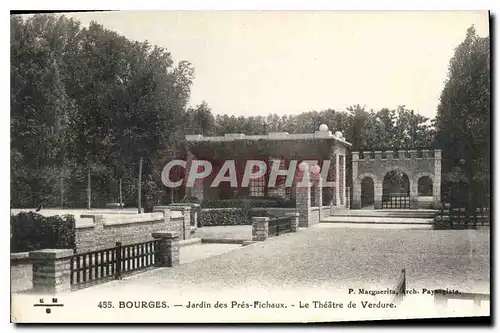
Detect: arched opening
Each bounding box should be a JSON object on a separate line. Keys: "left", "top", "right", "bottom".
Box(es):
{"left": 383, "top": 170, "right": 410, "bottom": 208}
{"left": 417, "top": 175, "right": 433, "bottom": 208}
{"left": 360, "top": 177, "right": 374, "bottom": 208}
{"left": 418, "top": 176, "right": 433, "bottom": 196}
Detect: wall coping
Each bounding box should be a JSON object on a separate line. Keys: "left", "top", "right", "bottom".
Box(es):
{"left": 11, "top": 251, "right": 30, "bottom": 260}
{"left": 29, "top": 249, "right": 74, "bottom": 259}
{"left": 152, "top": 231, "right": 180, "bottom": 239}
{"left": 103, "top": 213, "right": 165, "bottom": 226}
{"left": 185, "top": 132, "right": 352, "bottom": 147}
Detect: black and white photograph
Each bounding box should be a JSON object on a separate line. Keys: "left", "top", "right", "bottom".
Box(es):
{"left": 9, "top": 9, "right": 491, "bottom": 323}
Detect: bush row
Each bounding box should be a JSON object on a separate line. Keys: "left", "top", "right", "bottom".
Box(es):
{"left": 200, "top": 198, "right": 296, "bottom": 209}
{"left": 11, "top": 212, "right": 76, "bottom": 253}
{"left": 198, "top": 208, "right": 272, "bottom": 227}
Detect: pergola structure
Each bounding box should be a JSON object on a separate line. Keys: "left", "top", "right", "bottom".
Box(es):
{"left": 184, "top": 125, "right": 352, "bottom": 208}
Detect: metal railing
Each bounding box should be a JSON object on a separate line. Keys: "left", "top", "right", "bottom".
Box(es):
{"left": 70, "top": 239, "right": 160, "bottom": 290}
{"left": 382, "top": 193, "right": 410, "bottom": 209}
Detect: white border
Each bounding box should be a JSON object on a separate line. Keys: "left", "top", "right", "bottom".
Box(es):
{"left": 2, "top": 2, "right": 497, "bottom": 331}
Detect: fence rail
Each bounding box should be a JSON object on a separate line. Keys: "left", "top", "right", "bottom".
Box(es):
{"left": 382, "top": 194, "right": 410, "bottom": 209}
{"left": 434, "top": 290, "right": 490, "bottom": 313}
{"left": 268, "top": 216, "right": 293, "bottom": 237}
{"left": 70, "top": 239, "right": 160, "bottom": 290}
{"left": 436, "top": 205, "right": 490, "bottom": 229}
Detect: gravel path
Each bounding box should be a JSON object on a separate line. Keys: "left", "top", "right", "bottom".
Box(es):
{"left": 12, "top": 227, "right": 490, "bottom": 322}
{"left": 72, "top": 226, "right": 490, "bottom": 294}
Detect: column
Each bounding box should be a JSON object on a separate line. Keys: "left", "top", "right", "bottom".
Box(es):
{"left": 30, "top": 249, "right": 73, "bottom": 294}
{"left": 374, "top": 180, "right": 383, "bottom": 209}
{"left": 342, "top": 155, "right": 347, "bottom": 207}
{"left": 152, "top": 231, "right": 180, "bottom": 267}
{"left": 352, "top": 152, "right": 361, "bottom": 209}
{"left": 252, "top": 217, "right": 269, "bottom": 241}
{"left": 294, "top": 171, "right": 312, "bottom": 227}
{"left": 410, "top": 179, "right": 418, "bottom": 209}
{"left": 313, "top": 176, "right": 323, "bottom": 208}
{"left": 335, "top": 153, "right": 340, "bottom": 207}
{"left": 433, "top": 150, "right": 442, "bottom": 209}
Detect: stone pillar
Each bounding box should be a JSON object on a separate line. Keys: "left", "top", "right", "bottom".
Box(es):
{"left": 346, "top": 187, "right": 351, "bottom": 209}
{"left": 342, "top": 155, "right": 347, "bottom": 207}
{"left": 410, "top": 179, "right": 418, "bottom": 209}
{"left": 374, "top": 180, "right": 383, "bottom": 209}
{"left": 152, "top": 231, "right": 180, "bottom": 267}
{"left": 165, "top": 206, "right": 191, "bottom": 240}
{"left": 433, "top": 149, "right": 442, "bottom": 209}
{"left": 294, "top": 175, "right": 312, "bottom": 227}
{"left": 30, "top": 249, "right": 73, "bottom": 294}
{"left": 191, "top": 203, "right": 200, "bottom": 229}
{"left": 352, "top": 152, "right": 361, "bottom": 209}
{"left": 285, "top": 212, "right": 300, "bottom": 232}
{"left": 252, "top": 217, "right": 269, "bottom": 241}
{"left": 313, "top": 176, "right": 323, "bottom": 208}
{"left": 335, "top": 153, "right": 340, "bottom": 207}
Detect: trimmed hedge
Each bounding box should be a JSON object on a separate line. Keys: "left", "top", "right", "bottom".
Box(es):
{"left": 10, "top": 212, "right": 76, "bottom": 253}
{"left": 199, "top": 209, "right": 249, "bottom": 226}
{"left": 201, "top": 198, "right": 295, "bottom": 209}
{"left": 198, "top": 208, "right": 273, "bottom": 227}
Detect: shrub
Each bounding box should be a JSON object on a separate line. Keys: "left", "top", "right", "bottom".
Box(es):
{"left": 201, "top": 198, "right": 295, "bottom": 209}
{"left": 198, "top": 209, "right": 251, "bottom": 227}
{"left": 10, "top": 212, "right": 76, "bottom": 253}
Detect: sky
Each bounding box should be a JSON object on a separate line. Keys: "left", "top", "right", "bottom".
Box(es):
{"left": 61, "top": 10, "right": 490, "bottom": 119}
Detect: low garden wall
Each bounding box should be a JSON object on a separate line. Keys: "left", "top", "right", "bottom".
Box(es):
{"left": 10, "top": 209, "right": 191, "bottom": 255}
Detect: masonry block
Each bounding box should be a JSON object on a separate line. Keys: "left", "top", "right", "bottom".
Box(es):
{"left": 285, "top": 212, "right": 300, "bottom": 232}
{"left": 30, "top": 249, "right": 73, "bottom": 294}
{"left": 152, "top": 231, "right": 180, "bottom": 267}
{"left": 252, "top": 217, "right": 270, "bottom": 241}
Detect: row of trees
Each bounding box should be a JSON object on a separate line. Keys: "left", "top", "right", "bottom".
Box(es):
{"left": 10, "top": 14, "right": 490, "bottom": 208}
{"left": 186, "top": 104, "right": 436, "bottom": 151}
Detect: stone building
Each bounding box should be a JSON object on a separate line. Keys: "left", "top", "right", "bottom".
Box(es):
{"left": 183, "top": 124, "right": 351, "bottom": 209}
{"left": 351, "top": 149, "right": 442, "bottom": 209}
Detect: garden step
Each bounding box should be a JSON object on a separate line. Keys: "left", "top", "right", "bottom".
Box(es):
{"left": 321, "top": 216, "right": 433, "bottom": 225}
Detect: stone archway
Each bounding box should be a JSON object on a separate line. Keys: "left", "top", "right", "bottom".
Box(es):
{"left": 382, "top": 169, "right": 411, "bottom": 208}
{"left": 351, "top": 149, "right": 442, "bottom": 209}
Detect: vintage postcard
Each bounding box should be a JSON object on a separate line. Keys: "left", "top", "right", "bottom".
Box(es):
{"left": 10, "top": 10, "right": 491, "bottom": 323}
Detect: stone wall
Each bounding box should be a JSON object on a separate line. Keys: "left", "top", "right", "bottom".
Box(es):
{"left": 352, "top": 149, "right": 442, "bottom": 209}
{"left": 75, "top": 210, "right": 187, "bottom": 253}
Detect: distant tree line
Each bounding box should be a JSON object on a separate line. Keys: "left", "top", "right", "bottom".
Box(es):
{"left": 10, "top": 14, "right": 489, "bottom": 208}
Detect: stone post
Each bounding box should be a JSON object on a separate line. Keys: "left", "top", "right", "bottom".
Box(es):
{"left": 252, "top": 217, "right": 270, "bottom": 241}
{"left": 433, "top": 149, "right": 442, "bottom": 209}
{"left": 285, "top": 212, "right": 300, "bottom": 232}
{"left": 313, "top": 176, "right": 323, "bottom": 208}
{"left": 30, "top": 249, "right": 73, "bottom": 294}
{"left": 335, "top": 153, "right": 340, "bottom": 207}
{"left": 346, "top": 187, "right": 351, "bottom": 209}
{"left": 342, "top": 155, "right": 346, "bottom": 206}
{"left": 294, "top": 176, "right": 312, "bottom": 227}
{"left": 165, "top": 205, "right": 191, "bottom": 240}
{"left": 410, "top": 179, "right": 419, "bottom": 209}
{"left": 352, "top": 152, "right": 361, "bottom": 209}
{"left": 152, "top": 231, "right": 180, "bottom": 267}
{"left": 374, "top": 180, "right": 383, "bottom": 209}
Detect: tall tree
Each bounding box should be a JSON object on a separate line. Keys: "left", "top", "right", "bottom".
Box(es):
{"left": 435, "top": 26, "right": 490, "bottom": 201}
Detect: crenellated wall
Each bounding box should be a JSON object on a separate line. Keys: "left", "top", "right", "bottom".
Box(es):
{"left": 352, "top": 149, "right": 442, "bottom": 209}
